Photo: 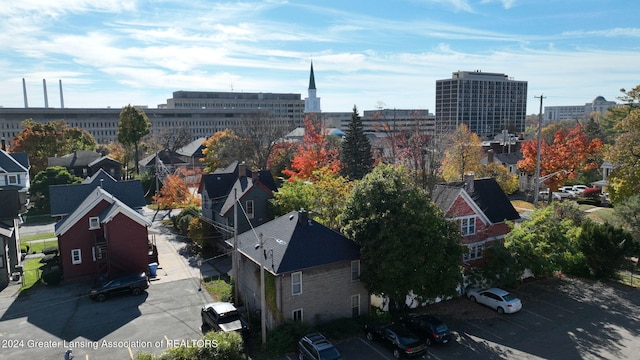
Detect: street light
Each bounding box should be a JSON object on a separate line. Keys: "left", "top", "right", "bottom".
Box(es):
{"left": 255, "top": 232, "right": 286, "bottom": 348}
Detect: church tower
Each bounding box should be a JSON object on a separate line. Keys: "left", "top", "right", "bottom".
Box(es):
{"left": 304, "top": 62, "right": 321, "bottom": 113}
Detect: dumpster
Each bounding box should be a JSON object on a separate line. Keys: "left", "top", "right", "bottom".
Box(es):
{"left": 148, "top": 262, "right": 158, "bottom": 277}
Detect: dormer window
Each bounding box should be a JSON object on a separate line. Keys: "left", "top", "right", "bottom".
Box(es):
{"left": 89, "top": 216, "right": 100, "bottom": 230}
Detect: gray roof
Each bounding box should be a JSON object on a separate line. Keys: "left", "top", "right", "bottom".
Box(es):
{"left": 233, "top": 210, "right": 360, "bottom": 275}
{"left": 176, "top": 137, "right": 206, "bottom": 157}
{"left": 0, "top": 149, "right": 29, "bottom": 173}
{"left": 48, "top": 150, "right": 102, "bottom": 168}
{"left": 433, "top": 177, "right": 520, "bottom": 224}
{"left": 50, "top": 169, "right": 146, "bottom": 216}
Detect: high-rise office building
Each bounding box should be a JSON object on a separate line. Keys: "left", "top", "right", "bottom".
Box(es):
{"left": 435, "top": 71, "right": 527, "bottom": 138}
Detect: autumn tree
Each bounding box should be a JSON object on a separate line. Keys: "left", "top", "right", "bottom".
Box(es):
{"left": 117, "top": 104, "right": 151, "bottom": 175}
{"left": 151, "top": 126, "right": 192, "bottom": 154}
{"left": 440, "top": 124, "right": 483, "bottom": 182}
{"left": 606, "top": 107, "right": 640, "bottom": 203}
{"left": 270, "top": 168, "right": 352, "bottom": 230}
{"left": 340, "top": 105, "right": 373, "bottom": 180}
{"left": 153, "top": 173, "right": 201, "bottom": 209}
{"left": 518, "top": 124, "right": 604, "bottom": 193}
{"left": 266, "top": 141, "right": 296, "bottom": 178}
{"left": 341, "top": 164, "right": 465, "bottom": 311}
{"left": 12, "top": 119, "right": 96, "bottom": 174}
{"left": 477, "top": 162, "right": 519, "bottom": 195}
{"left": 283, "top": 113, "right": 340, "bottom": 180}
{"left": 200, "top": 130, "right": 249, "bottom": 172}
{"left": 29, "top": 166, "right": 83, "bottom": 213}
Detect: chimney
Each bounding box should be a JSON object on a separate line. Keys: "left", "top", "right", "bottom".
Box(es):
{"left": 238, "top": 162, "right": 247, "bottom": 177}
{"left": 487, "top": 149, "right": 494, "bottom": 164}
{"left": 43, "top": 79, "right": 49, "bottom": 108}
{"left": 463, "top": 173, "right": 475, "bottom": 193}
{"left": 297, "top": 208, "right": 309, "bottom": 227}
{"left": 22, "top": 78, "right": 29, "bottom": 108}
{"left": 251, "top": 170, "right": 258, "bottom": 181}
{"left": 1, "top": 137, "right": 6, "bottom": 151}
{"left": 59, "top": 79, "right": 64, "bottom": 108}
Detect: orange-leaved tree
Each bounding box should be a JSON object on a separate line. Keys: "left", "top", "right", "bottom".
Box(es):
{"left": 518, "top": 124, "right": 604, "bottom": 191}
{"left": 153, "top": 171, "right": 201, "bottom": 209}
{"left": 283, "top": 113, "right": 340, "bottom": 180}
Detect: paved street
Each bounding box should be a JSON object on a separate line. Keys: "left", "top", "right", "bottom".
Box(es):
{"left": 0, "top": 208, "right": 230, "bottom": 360}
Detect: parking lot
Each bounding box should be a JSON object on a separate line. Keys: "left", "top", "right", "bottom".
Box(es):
{"left": 313, "top": 277, "right": 640, "bottom": 360}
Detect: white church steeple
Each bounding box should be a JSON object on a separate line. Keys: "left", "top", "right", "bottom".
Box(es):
{"left": 304, "top": 61, "right": 321, "bottom": 113}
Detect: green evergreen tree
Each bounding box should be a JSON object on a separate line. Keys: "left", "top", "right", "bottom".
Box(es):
{"left": 578, "top": 221, "right": 636, "bottom": 279}
{"left": 340, "top": 105, "right": 373, "bottom": 180}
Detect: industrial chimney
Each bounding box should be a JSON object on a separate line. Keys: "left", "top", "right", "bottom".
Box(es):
{"left": 22, "top": 78, "right": 29, "bottom": 108}
{"left": 59, "top": 79, "right": 64, "bottom": 108}
{"left": 43, "top": 79, "right": 49, "bottom": 108}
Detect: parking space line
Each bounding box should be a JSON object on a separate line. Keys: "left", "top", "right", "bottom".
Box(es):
{"left": 519, "top": 293, "right": 576, "bottom": 314}
{"left": 522, "top": 308, "right": 553, "bottom": 322}
{"left": 359, "top": 337, "right": 392, "bottom": 359}
{"left": 464, "top": 322, "right": 504, "bottom": 340}
{"left": 498, "top": 316, "right": 529, "bottom": 330}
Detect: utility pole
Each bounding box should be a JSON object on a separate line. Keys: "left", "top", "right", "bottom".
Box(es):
{"left": 533, "top": 94, "right": 546, "bottom": 207}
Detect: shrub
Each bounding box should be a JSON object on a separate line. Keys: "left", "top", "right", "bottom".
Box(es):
{"left": 582, "top": 187, "right": 601, "bottom": 199}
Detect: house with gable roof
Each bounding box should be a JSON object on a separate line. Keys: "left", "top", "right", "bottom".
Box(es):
{"left": 231, "top": 209, "right": 368, "bottom": 329}
{"left": 48, "top": 150, "right": 122, "bottom": 180}
{"left": 54, "top": 188, "right": 152, "bottom": 282}
{"left": 49, "top": 169, "right": 150, "bottom": 282}
{"left": 0, "top": 146, "right": 30, "bottom": 211}
{"left": 432, "top": 174, "right": 520, "bottom": 268}
{"left": 198, "top": 161, "right": 277, "bottom": 241}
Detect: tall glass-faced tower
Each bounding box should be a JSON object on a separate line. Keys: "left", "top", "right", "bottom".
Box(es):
{"left": 435, "top": 71, "right": 527, "bottom": 139}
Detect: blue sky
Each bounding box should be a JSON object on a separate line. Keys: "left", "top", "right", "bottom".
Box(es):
{"left": 2, "top": 0, "right": 639, "bottom": 114}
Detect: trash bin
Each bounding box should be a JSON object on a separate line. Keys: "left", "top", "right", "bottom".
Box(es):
{"left": 148, "top": 262, "right": 158, "bottom": 277}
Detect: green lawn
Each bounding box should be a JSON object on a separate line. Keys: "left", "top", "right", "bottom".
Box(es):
{"left": 21, "top": 232, "right": 56, "bottom": 242}
{"left": 21, "top": 257, "right": 44, "bottom": 290}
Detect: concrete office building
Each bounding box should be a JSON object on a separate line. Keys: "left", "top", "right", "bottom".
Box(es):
{"left": 0, "top": 90, "right": 305, "bottom": 145}
{"left": 544, "top": 96, "right": 618, "bottom": 123}
{"left": 435, "top": 70, "right": 527, "bottom": 139}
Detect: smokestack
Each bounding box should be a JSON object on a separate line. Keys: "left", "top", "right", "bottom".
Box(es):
{"left": 43, "top": 79, "right": 49, "bottom": 108}
{"left": 59, "top": 79, "right": 64, "bottom": 108}
{"left": 22, "top": 78, "right": 28, "bottom": 108}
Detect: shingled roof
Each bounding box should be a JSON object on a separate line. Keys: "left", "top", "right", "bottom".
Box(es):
{"left": 0, "top": 149, "right": 29, "bottom": 174}
{"left": 233, "top": 210, "right": 360, "bottom": 275}
{"left": 49, "top": 169, "right": 146, "bottom": 217}
{"left": 433, "top": 177, "right": 520, "bottom": 224}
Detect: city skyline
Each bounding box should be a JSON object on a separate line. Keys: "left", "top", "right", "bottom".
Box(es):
{"left": 2, "top": 1, "right": 639, "bottom": 114}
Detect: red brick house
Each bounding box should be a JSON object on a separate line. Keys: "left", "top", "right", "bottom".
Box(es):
{"left": 54, "top": 187, "right": 152, "bottom": 282}
{"left": 432, "top": 174, "right": 520, "bottom": 268}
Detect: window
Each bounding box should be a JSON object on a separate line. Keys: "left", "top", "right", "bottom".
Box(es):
{"left": 71, "top": 249, "right": 82, "bottom": 265}
{"left": 89, "top": 216, "right": 100, "bottom": 230}
{"left": 459, "top": 216, "right": 476, "bottom": 236}
{"left": 351, "top": 294, "right": 360, "bottom": 318}
{"left": 292, "top": 308, "right": 303, "bottom": 322}
{"left": 351, "top": 260, "right": 360, "bottom": 281}
{"left": 246, "top": 200, "right": 254, "bottom": 219}
{"left": 8, "top": 175, "right": 18, "bottom": 185}
{"left": 291, "top": 271, "right": 302, "bottom": 295}
{"left": 463, "top": 242, "right": 484, "bottom": 262}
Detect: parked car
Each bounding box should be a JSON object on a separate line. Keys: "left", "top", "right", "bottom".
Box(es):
{"left": 89, "top": 272, "right": 149, "bottom": 302}
{"left": 399, "top": 314, "right": 452, "bottom": 346}
{"left": 298, "top": 333, "right": 342, "bottom": 360}
{"left": 539, "top": 190, "right": 561, "bottom": 201}
{"left": 558, "top": 186, "right": 578, "bottom": 198}
{"left": 201, "top": 302, "right": 250, "bottom": 337}
{"left": 467, "top": 287, "right": 522, "bottom": 314}
{"left": 364, "top": 323, "right": 427, "bottom": 358}
{"left": 571, "top": 185, "right": 588, "bottom": 194}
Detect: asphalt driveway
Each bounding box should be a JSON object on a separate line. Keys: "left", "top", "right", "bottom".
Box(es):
{"left": 319, "top": 277, "right": 640, "bottom": 360}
